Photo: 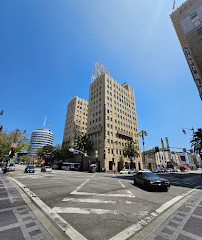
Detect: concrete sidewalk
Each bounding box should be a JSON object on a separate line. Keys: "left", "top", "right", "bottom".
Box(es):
{"left": 146, "top": 189, "right": 202, "bottom": 240}
{"left": 0, "top": 173, "right": 54, "bottom": 240}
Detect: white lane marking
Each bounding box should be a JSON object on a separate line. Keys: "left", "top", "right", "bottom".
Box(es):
{"left": 109, "top": 186, "right": 200, "bottom": 240}
{"left": 70, "top": 179, "right": 90, "bottom": 195}
{"left": 118, "top": 180, "right": 135, "bottom": 198}
{"left": 52, "top": 207, "right": 148, "bottom": 217}
{"left": 62, "top": 198, "right": 116, "bottom": 204}
{"left": 9, "top": 177, "right": 87, "bottom": 240}
{"left": 52, "top": 207, "right": 121, "bottom": 215}
{"left": 118, "top": 180, "right": 126, "bottom": 188}
{"left": 155, "top": 195, "right": 183, "bottom": 214}
{"left": 70, "top": 178, "right": 135, "bottom": 198}
{"left": 0, "top": 197, "right": 10, "bottom": 201}
{"left": 71, "top": 191, "right": 134, "bottom": 198}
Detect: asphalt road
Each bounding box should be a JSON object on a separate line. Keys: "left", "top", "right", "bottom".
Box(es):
{"left": 8, "top": 165, "right": 202, "bottom": 240}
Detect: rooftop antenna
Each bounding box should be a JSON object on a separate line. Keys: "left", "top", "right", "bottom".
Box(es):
{"left": 43, "top": 116, "right": 47, "bottom": 129}
{"left": 91, "top": 62, "right": 111, "bottom": 83}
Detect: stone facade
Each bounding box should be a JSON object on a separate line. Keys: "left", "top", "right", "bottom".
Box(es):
{"left": 87, "top": 73, "right": 142, "bottom": 172}
{"left": 62, "top": 97, "right": 88, "bottom": 147}
{"left": 170, "top": 0, "right": 202, "bottom": 100}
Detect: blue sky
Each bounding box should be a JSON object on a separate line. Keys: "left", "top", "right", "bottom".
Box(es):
{"left": 0, "top": 0, "right": 201, "bottom": 151}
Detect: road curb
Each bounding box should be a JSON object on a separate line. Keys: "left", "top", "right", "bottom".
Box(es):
{"left": 130, "top": 188, "right": 201, "bottom": 240}
{"left": 9, "top": 177, "right": 67, "bottom": 240}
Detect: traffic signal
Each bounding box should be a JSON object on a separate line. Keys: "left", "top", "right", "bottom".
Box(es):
{"left": 155, "top": 147, "right": 159, "bottom": 152}
{"left": 9, "top": 148, "right": 15, "bottom": 158}
{"left": 199, "top": 151, "right": 202, "bottom": 160}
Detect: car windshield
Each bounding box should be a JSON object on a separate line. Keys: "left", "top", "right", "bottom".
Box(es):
{"left": 142, "top": 172, "right": 158, "bottom": 178}
{"left": 28, "top": 166, "right": 34, "bottom": 169}
{"left": 45, "top": 166, "right": 50, "bottom": 168}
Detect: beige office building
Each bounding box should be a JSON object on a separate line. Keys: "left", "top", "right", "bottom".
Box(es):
{"left": 87, "top": 68, "right": 142, "bottom": 172}
{"left": 62, "top": 96, "right": 88, "bottom": 147}
{"left": 170, "top": 0, "right": 202, "bottom": 100}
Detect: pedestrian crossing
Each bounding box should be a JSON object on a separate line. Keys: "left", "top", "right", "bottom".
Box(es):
{"left": 50, "top": 177, "right": 149, "bottom": 219}
{"left": 14, "top": 172, "right": 54, "bottom": 179}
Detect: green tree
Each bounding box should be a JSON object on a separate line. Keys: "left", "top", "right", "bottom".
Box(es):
{"left": 21, "top": 155, "right": 31, "bottom": 164}
{"left": 52, "top": 145, "right": 74, "bottom": 165}
{"left": 123, "top": 140, "right": 140, "bottom": 169}
{"left": 74, "top": 135, "right": 92, "bottom": 155}
{"left": 190, "top": 128, "right": 202, "bottom": 150}
{"left": 36, "top": 145, "right": 54, "bottom": 163}
{"left": 0, "top": 130, "right": 29, "bottom": 160}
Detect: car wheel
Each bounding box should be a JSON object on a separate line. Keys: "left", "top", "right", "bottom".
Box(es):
{"left": 134, "top": 179, "right": 137, "bottom": 185}
{"left": 145, "top": 182, "right": 151, "bottom": 191}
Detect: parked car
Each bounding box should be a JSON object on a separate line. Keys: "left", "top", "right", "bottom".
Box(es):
{"left": 41, "top": 166, "right": 52, "bottom": 172}
{"left": 128, "top": 169, "right": 138, "bottom": 174}
{"left": 24, "top": 166, "right": 35, "bottom": 173}
{"left": 133, "top": 171, "right": 170, "bottom": 191}
{"left": 160, "top": 168, "right": 168, "bottom": 173}
{"left": 141, "top": 169, "right": 150, "bottom": 172}
{"left": 120, "top": 169, "right": 130, "bottom": 174}
{"left": 153, "top": 168, "right": 161, "bottom": 173}
{"left": 7, "top": 163, "right": 15, "bottom": 171}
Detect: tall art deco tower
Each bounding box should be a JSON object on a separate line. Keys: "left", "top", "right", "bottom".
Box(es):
{"left": 87, "top": 62, "right": 142, "bottom": 172}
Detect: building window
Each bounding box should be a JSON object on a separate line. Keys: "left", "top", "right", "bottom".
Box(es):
{"left": 193, "top": 19, "right": 201, "bottom": 27}
{"left": 190, "top": 12, "right": 197, "bottom": 20}
{"left": 197, "top": 27, "right": 202, "bottom": 35}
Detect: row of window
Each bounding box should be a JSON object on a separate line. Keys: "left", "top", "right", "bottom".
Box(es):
{"left": 106, "top": 109, "right": 135, "bottom": 120}
{"left": 106, "top": 130, "right": 133, "bottom": 137}
{"left": 190, "top": 11, "right": 201, "bottom": 27}
{"left": 76, "top": 115, "right": 88, "bottom": 121}
{"left": 106, "top": 85, "right": 133, "bottom": 100}
{"left": 106, "top": 79, "right": 132, "bottom": 98}
{"left": 106, "top": 90, "right": 135, "bottom": 106}
{"left": 77, "top": 100, "right": 88, "bottom": 108}
{"left": 106, "top": 115, "right": 133, "bottom": 125}
{"left": 106, "top": 123, "right": 137, "bottom": 131}
{"left": 89, "top": 117, "right": 101, "bottom": 125}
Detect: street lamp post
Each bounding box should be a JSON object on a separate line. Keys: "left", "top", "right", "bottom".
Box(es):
{"left": 69, "top": 148, "right": 89, "bottom": 171}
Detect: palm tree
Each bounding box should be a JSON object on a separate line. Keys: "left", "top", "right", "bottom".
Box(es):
{"left": 139, "top": 130, "right": 148, "bottom": 165}
{"left": 73, "top": 135, "right": 92, "bottom": 171}
{"left": 123, "top": 140, "right": 140, "bottom": 169}
{"left": 74, "top": 135, "right": 92, "bottom": 155}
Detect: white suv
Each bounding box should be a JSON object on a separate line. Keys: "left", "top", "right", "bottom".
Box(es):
{"left": 7, "top": 163, "right": 15, "bottom": 171}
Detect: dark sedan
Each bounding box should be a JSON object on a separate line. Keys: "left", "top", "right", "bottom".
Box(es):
{"left": 24, "top": 166, "right": 35, "bottom": 173}
{"left": 133, "top": 171, "right": 170, "bottom": 191}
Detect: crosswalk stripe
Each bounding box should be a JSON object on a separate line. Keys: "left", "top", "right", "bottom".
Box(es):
{"left": 52, "top": 207, "right": 148, "bottom": 217}
{"left": 71, "top": 191, "right": 134, "bottom": 197}
{"left": 62, "top": 198, "right": 116, "bottom": 203}
{"left": 52, "top": 207, "right": 120, "bottom": 215}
